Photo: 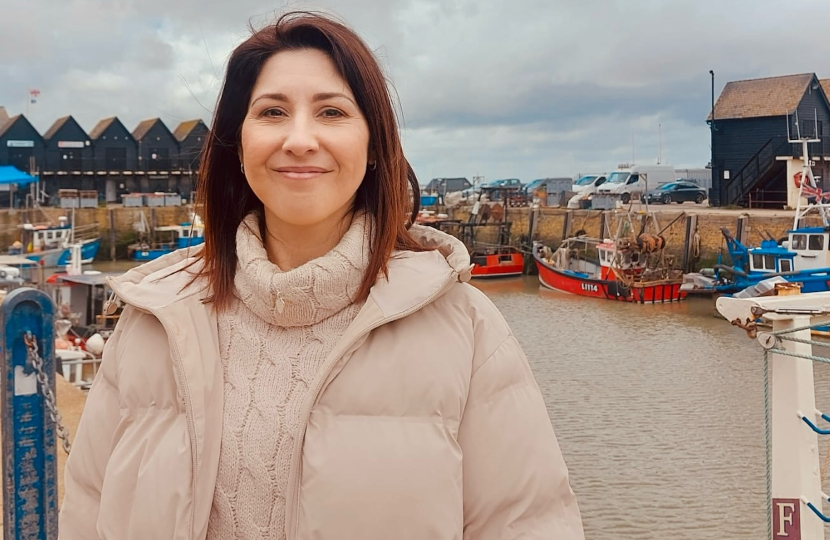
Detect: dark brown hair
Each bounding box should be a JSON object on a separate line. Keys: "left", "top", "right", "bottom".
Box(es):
{"left": 196, "top": 11, "right": 426, "bottom": 310}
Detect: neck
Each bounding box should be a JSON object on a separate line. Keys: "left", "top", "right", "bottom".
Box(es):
{"left": 261, "top": 210, "right": 355, "bottom": 271}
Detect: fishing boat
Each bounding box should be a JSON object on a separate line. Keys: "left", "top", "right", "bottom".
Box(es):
{"left": 8, "top": 215, "right": 101, "bottom": 268}
{"left": 128, "top": 213, "right": 205, "bottom": 262}
{"left": 470, "top": 246, "right": 525, "bottom": 278}
{"left": 462, "top": 186, "right": 527, "bottom": 279}
{"left": 533, "top": 211, "right": 686, "bottom": 303}
{"left": 684, "top": 128, "right": 830, "bottom": 296}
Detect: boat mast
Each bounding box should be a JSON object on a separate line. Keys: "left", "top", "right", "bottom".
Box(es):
{"left": 790, "top": 110, "right": 824, "bottom": 229}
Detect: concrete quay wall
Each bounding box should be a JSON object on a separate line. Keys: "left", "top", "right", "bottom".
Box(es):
{"left": 445, "top": 205, "right": 816, "bottom": 268}
{"left": 0, "top": 205, "right": 194, "bottom": 260}
{"left": 0, "top": 204, "right": 816, "bottom": 265}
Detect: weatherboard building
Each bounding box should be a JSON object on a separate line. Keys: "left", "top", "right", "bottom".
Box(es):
{"left": 0, "top": 107, "right": 208, "bottom": 206}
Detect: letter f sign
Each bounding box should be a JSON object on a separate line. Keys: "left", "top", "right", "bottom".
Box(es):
{"left": 773, "top": 499, "right": 801, "bottom": 539}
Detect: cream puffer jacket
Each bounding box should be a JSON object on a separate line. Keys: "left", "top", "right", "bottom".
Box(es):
{"left": 59, "top": 225, "right": 583, "bottom": 540}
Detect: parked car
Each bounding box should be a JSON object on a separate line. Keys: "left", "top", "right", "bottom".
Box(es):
{"left": 483, "top": 178, "right": 523, "bottom": 189}
{"left": 423, "top": 177, "right": 472, "bottom": 195}
{"left": 642, "top": 180, "right": 708, "bottom": 204}
{"left": 597, "top": 164, "right": 676, "bottom": 203}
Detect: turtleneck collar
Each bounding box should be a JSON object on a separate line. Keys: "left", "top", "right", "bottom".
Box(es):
{"left": 233, "top": 212, "right": 371, "bottom": 327}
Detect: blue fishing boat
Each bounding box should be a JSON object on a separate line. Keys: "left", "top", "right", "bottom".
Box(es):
{"left": 128, "top": 214, "right": 205, "bottom": 262}
{"left": 8, "top": 216, "right": 101, "bottom": 268}
{"left": 685, "top": 132, "right": 830, "bottom": 295}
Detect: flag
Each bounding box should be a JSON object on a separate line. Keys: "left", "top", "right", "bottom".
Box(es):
{"left": 28, "top": 88, "right": 40, "bottom": 104}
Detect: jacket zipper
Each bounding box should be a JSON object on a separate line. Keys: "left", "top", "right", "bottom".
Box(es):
{"left": 108, "top": 288, "right": 200, "bottom": 540}
{"left": 288, "top": 272, "right": 459, "bottom": 540}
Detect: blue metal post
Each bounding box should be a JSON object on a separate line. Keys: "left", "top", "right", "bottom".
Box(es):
{"left": 0, "top": 288, "right": 58, "bottom": 540}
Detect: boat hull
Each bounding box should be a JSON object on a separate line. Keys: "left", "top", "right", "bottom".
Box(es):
{"left": 59, "top": 238, "right": 102, "bottom": 266}
{"left": 471, "top": 251, "right": 524, "bottom": 278}
{"left": 534, "top": 252, "right": 686, "bottom": 303}
{"left": 130, "top": 247, "right": 174, "bottom": 262}
{"left": 79, "top": 238, "right": 101, "bottom": 264}
{"left": 26, "top": 248, "right": 70, "bottom": 269}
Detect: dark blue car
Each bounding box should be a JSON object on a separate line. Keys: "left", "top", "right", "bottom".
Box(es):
{"left": 642, "top": 180, "right": 707, "bottom": 204}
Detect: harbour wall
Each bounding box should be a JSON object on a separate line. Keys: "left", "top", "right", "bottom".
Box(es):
{"left": 446, "top": 206, "right": 820, "bottom": 269}
{"left": 0, "top": 205, "right": 193, "bottom": 260}
{"left": 0, "top": 205, "right": 818, "bottom": 266}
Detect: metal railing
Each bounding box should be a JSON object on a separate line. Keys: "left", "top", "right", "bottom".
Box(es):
{"left": 723, "top": 136, "right": 791, "bottom": 206}
{"left": 3, "top": 156, "right": 202, "bottom": 175}
{"left": 718, "top": 292, "right": 830, "bottom": 540}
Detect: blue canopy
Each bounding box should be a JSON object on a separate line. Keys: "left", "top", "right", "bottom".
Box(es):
{"left": 0, "top": 166, "right": 37, "bottom": 186}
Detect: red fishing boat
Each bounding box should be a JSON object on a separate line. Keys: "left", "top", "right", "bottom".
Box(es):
{"left": 470, "top": 246, "right": 524, "bottom": 278}
{"left": 533, "top": 221, "right": 686, "bottom": 303}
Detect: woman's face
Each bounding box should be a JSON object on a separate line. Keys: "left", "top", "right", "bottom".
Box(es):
{"left": 240, "top": 48, "right": 370, "bottom": 232}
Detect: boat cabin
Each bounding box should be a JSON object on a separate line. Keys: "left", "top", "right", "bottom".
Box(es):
{"left": 597, "top": 241, "right": 646, "bottom": 278}
{"left": 12, "top": 216, "right": 73, "bottom": 253}
{"left": 747, "top": 239, "right": 796, "bottom": 274}
{"left": 785, "top": 227, "right": 830, "bottom": 271}
{"left": 157, "top": 222, "right": 205, "bottom": 249}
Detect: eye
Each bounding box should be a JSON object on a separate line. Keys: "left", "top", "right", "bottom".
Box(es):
{"left": 321, "top": 107, "right": 345, "bottom": 118}
{"left": 261, "top": 108, "right": 285, "bottom": 118}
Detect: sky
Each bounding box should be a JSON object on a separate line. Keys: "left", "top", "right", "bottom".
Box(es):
{"left": 2, "top": 0, "right": 829, "bottom": 184}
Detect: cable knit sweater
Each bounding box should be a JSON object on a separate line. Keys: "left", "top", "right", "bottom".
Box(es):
{"left": 206, "top": 213, "right": 370, "bottom": 540}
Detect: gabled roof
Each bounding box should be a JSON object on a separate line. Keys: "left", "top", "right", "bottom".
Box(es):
{"left": 173, "top": 119, "right": 207, "bottom": 142}
{"left": 0, "top": 114, "right": 42, "bottom": 142}
{"left": 43, "top": 116, "right": 72, "bottom": 140}
{"left": 0, "top": 107, "right": 8, "bottom": 124}
{"left": 709, "top": 73, "right": 815, "bottom": 120}
{"left": 0, "top": 115, "right": 17, "bottom": 138}
{"left": 132, "top": 118, "right": 156, "bottom": 141}
{"left": 88, "top": 117, "right": 119, "bottom": 140}
{"left": 822, "top": 79, "right": 830, "bottom": 101}
{"left": 132, "top": 118, "right": 175, "bottom": 142}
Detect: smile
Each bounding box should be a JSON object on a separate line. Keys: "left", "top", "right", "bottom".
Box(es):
{"left": 275, "top": 167, "right": 329, "bottom": 180}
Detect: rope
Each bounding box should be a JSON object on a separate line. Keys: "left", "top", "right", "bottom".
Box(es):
{"left": 764, "top": 350, "right": 771, "bottom": 540}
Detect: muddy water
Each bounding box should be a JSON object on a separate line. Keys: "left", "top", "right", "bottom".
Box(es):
{"left": 473, "top": 276, "right": 830, "bottom": 540}
{"left": 91, "top": 259, "right": 830, "bottom": 538}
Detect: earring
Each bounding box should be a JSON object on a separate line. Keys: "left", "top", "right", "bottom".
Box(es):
{"left": 368, "top": 161, "right": 377, "bottom": 171}
{"left": 240, "top": 163, "right": 245, "bottom": 174}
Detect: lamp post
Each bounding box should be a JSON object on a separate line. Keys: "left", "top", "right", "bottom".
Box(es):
{"left": 709, "top": 70, "right": 717, "bottom": 206}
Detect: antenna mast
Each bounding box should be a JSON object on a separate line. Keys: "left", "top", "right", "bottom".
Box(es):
{"left": 790, "top": 109, "right": 823, "bottom": 229}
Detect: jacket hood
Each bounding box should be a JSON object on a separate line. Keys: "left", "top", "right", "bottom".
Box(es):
{"left": 107, "top": 224, "right": 473, "bottom": 316}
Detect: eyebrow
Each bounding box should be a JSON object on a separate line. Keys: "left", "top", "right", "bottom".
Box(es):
{"left": 250, "top": 92, "right": 357, "bottom": 107}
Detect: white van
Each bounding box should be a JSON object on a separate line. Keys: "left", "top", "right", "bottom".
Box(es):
{"left": 567, "top": 174, "right": 607, "bottom": 209}
{"left": 596, "top": 165, "right": 675, "bottom": 203}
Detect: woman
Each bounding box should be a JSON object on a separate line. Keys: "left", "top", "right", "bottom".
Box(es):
{"left": 59, "top": 11, "right": 583, "bottom": 540}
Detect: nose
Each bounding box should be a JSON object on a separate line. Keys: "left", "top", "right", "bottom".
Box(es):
{"left": 282, "top": 115, "right": 319, "bottom": 156}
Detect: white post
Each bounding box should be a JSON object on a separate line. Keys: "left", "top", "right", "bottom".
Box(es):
{"left": 717, "top": 293, "right": 830, "bottom": 540}
{"left": 770, "top": 314, "right": 823, "bottom": 540}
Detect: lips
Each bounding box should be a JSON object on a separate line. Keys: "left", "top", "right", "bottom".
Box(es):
{"left": 275, "top": 166, "right": 329, "bottom": 180}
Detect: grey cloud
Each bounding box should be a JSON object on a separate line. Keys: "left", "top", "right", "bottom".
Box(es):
{"left": 1, "top": 0, "right": 829, "bottom": 183}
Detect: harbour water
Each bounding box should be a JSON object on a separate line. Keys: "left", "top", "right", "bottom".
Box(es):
{"left": 474, "top": 276, "right": 830, "bottom": 540}
{"left": 84, "top": 259, "right": 830, "bottom": 538}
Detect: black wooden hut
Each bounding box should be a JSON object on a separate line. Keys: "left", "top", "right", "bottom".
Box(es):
{"left": 89, "top": 117, "right": 139, "bottom": 200}
{"left": 174, "top": 119, "right": 209, "bottom": 200}
{"left": 89, "top": 117, "right": 138, "bottom": 172}
{"left": 0, "top": 114, "right": 45, "bottom": 174}
{"left": 133, "top": 118, "right": 181, "bottom": 193}
{"left": 43, "top": 116, "right": 94, "bottom": 172}
{"left": 710, "top": 73, "right": 830, "bottom": 207}
{"left": 174, "top": 119, "right": 208, "bottom": 171}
